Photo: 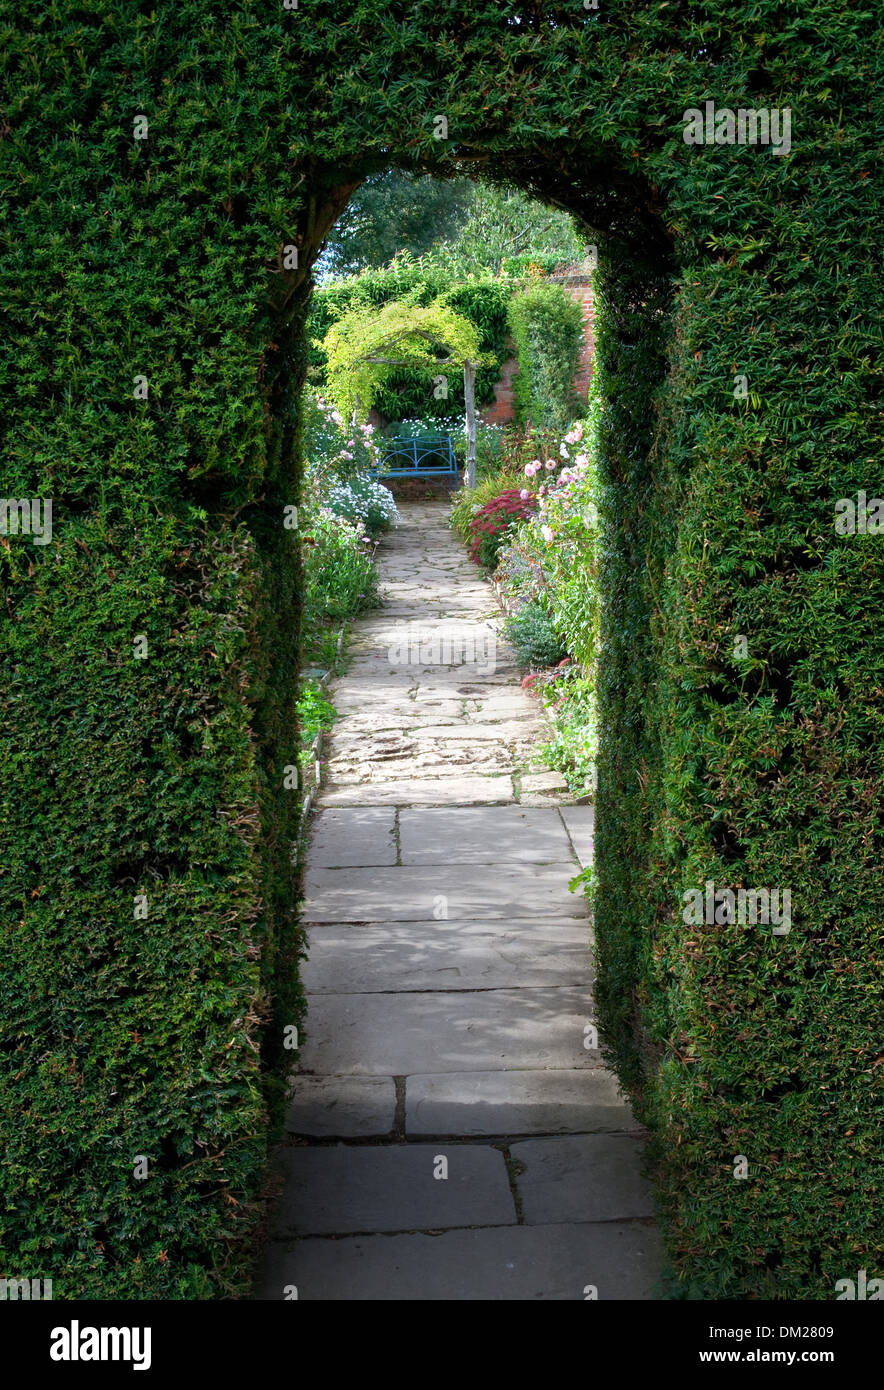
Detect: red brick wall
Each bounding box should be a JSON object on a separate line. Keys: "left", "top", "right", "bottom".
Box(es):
{"left": 480, "top": 353, "right": 520, "bottom": 426}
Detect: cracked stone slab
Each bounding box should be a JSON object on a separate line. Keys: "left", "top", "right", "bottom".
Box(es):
{"left": 306, "top": 809, "right": 397, "bottom": 868}
{"left": 401, "top": 726, "right": 543, "bottom": 747}
{"left": 405, "top": 1070, "right": 638, "bottom": 1137}
{"left": 468, "top": 696, "right": 538, "bottom": 721}
{"left": 269, "top": 1142, "right": 516, "bottom": 1237}
{"left": 344, "top": 659, "right": 521, "bottom": 685}
{"left": 253, "top": 1220, "right": 663, "bottom": 1300}
{"left": 295, "top": 987, "right": 595, "bottom": 1075}
{"left": 520, "top": 771, "right": 569, "bottom": 793}
{"left": 300, "top": 920, "right": 591, "bottom": 992}
{"left": 398, "top": 806, "right": 574, "bottom": 864}
{"left": 303, "top": 862, "right": 585, "bottom": 921}
{"left": 285, "top": 1076, "right": 396, "bottom": 1137}
{"left": 326, "top": 742, "right": 515, "bottom": 777}
{"left": 510, "top": 1135, "right": 656, "bottom": 1224}
{"left": 333, "top": 703, "right": 465, "bottom": 729}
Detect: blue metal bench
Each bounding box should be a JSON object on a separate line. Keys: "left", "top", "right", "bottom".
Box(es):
{"left": 372, "top": 434, "right": 459, "bottom": 479}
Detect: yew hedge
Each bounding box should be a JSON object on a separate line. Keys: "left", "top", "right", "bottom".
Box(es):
{"left": 1, "top": 0, "right": 881, "bottom": 1299}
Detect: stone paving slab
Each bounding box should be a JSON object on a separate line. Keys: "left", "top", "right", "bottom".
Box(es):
{"left": 520, "top": 790, "right": 576, "bottom": 807}
{"left": 300, "top": 920, "right": 591, "bottom": 992}
{"left": 467, "top": 700, "right": 539, "bottom": 722}
{"left": 318, "top": 774, "right": 514, "bottom": 807}
{"left": 253, "top": 1221, "right": 663, "bottom": 1300}
{"left": 380, "top": 605, "right": 495, "bottom": 621}
{"left": 410, "top": 683, "right": 501, "bottom": 702}
{"left": 404, "top": 720, "right": 539, "bottom": 742}
{"left": 398, "top": 806, "right": 572, "bottom": 863}
{"left": 295, "top": 988, "right": 594, "bottom": 1075}
{"left": 352, "top": 616, "right": 500, "bottom": 641}
{"left": 303, "top": 862, "right": 585, "bottom": 921}
{"left": 254, "top": 502, "right": 660, "bottom": 1301}
{"left": 405, "top": 1070, "right": 637, "bottom": 1137}
{"left": 510, "top": 1135, "right": 656, "bottom": 1224}
{"left": 307, "top": 809, "right": 397, "bottom": 868}
{"left": 560, "top": 805, "right": 595, "bottom": 869}
{"left": 327, "top": 741, "right": 516, "bottom": 778}
{"left": 285, "top": 1076, "right": 396, "bottom": 1137}
{"left": 521, "top": 771, "right": 569, "bottom": 793}
{"left": 333, "top": 702, "right": 465, "bottom": 729}
{"left": 328, "top": 680, "right": 428, "bottom": 704}
{"left": 269, "top": 1143, "right": 516, "bottom": 1237}
{"left": 343, "top": 659, "right": 521, "bottom": 685}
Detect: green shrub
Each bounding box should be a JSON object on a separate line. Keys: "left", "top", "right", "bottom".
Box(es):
{"left": 302, "top": 507, "right": 379, "bottom": 632}
{"left": 540, "top": 668, "right": 598, "bottom": 795}
{"left": 296, "top": 680, "right": 337, "bottom": 780}
{"left": 491, "top": 410, "right": 600, "bottom": 669}
{"left": 504, "top": 599, "right": 568, "bottom": 668}
{"left": 302, "top": 390, "right": 381, "bottom": 489}
{"left": 507, "top": 279, "right": 585, "bottom": 429}
{"left": 494, "top": 527, "right": 547, "bottom": 605}
{"left": 0, "top": 512, "right": 297, "bottom": 1299}
{"left": 308, "top": 258, "right": 511, "bottom": 421}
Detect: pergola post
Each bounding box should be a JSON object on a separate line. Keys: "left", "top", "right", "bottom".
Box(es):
{"left": 464, "top": 361, "right": 477, "bottom": 490}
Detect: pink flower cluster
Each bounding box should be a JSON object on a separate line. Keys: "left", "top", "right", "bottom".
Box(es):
{"left": 515, "top": 423, "right": 594, "bottom": 548}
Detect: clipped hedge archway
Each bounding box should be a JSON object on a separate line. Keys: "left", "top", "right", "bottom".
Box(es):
{"left": 2, "top": 2, "right": 881, "bottom": 1300}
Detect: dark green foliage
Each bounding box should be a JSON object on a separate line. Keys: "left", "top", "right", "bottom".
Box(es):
{"left": 504, "top": 599, "right": 567, "bottom": 668}
{"left": 0, "top": 511, "right": 299, "bottom": 1297}
{"left": 507, "top": 279, "right": 585, "bottom": 428}
{"left": 2, "top": 0, "right": 882, "bottom": 1301}
{"left": 540, "top": 669, "right": 597, "bottom": 796}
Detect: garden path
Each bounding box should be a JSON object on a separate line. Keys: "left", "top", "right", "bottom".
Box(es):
{"left": 254, "top": 501, "right": 661, "bottom": 1300}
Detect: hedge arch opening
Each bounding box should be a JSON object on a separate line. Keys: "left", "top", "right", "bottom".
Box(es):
{"left": 288, "top": 148, "right": 677, "bottom": 1071}
{"left": 3, "top": 3, "right": 881, "bottom": 1304}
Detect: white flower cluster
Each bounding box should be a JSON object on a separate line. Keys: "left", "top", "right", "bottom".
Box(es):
{"left": 396, "top": 415, "right": 465, "bottom": 437}
{"left": 324, "top": 474, "right": 400, "bottom": 529}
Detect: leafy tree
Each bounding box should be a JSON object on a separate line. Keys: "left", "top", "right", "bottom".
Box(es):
{"left": 424, "top": 181, "right": 590, "bottom": 278}
{"left": 319, "top": 297, "right": 487, "bottom": 418}
{"left": 318, "top": 175, "right": 590, "bottom": 283}
{"left": 316, "top": 170, "right": 474, "bottom": 279}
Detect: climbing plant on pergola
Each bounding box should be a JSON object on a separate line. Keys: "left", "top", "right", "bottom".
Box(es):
{"left": 320, "top": 297, "right": 494, "bottom": 486}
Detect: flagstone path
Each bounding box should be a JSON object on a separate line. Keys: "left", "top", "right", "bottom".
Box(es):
{"left": 254, "top": 501, "right": 661, "bottom": 1300}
